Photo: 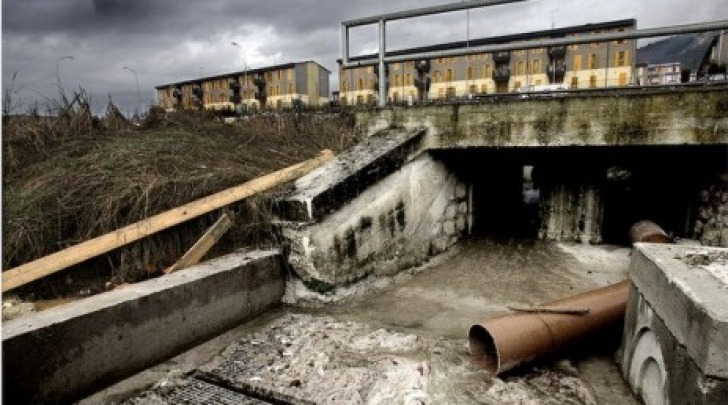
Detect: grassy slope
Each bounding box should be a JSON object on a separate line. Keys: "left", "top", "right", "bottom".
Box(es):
{"left": 2, "top": 108, "right": 357, "bottom": 298}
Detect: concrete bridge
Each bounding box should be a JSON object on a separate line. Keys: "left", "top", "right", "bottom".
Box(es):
{"left": 278, "top": 84, "right": 728, "bottom": 288}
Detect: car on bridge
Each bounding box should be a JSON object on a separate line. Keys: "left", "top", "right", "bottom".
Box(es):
{"left": 516, "top": 83, "right": 569, "bottom": 99}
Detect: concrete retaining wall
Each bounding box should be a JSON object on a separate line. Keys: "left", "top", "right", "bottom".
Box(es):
{"left": 279, "top": 153, "right": 469, "bottom": 288}
{"left": 2, "top": 250, "right": 285, "bottom": 404}
{"left": 620, "top": 244, "right": 728, "bottom": 404}
{"left": 355, "top": 87, "right": 728, "bottom": 148}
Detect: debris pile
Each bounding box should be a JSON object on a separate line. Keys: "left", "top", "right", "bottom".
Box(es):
{"left": 127, "top": 314, "right": 607, "bottom": 404}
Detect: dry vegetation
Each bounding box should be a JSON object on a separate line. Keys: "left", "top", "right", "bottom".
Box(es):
{"left": 2, "top": 94, "right": 358, "bottom": 299}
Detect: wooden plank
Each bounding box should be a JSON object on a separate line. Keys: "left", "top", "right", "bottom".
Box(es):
{"left": 164, "top": 213, "right": 233, "bottom": 274}
{"left": 2, "top": 150, "right": 334, "bottom": 292}
{"left": 507, "top": 305, "right": 590, "bottom": 315}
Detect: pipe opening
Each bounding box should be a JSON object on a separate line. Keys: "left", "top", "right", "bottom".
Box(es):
{"left": 468, "top": 324, "right": 499, "bottom": 374}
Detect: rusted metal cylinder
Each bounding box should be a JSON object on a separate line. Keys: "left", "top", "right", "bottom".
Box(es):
{"left": 629, "top": 220, "right": 671, "bottom": 244}
{"left": 468, "top": 281, "right": 629, "bottom": 375}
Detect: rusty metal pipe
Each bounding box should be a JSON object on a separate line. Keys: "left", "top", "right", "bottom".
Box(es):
{"left": 629, "top": 220, "right": 671, "bottom": 244}
{"left": 469, "top": 281, "right": 629, "bottom": 375}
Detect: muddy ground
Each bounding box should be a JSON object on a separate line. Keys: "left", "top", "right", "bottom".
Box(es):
{"left": 83, "top": 238, "right": 640, "bottom": 404}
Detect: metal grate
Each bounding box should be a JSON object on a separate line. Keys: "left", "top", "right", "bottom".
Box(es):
{"left": 162, "top": 379, "right": 270, "bottom": 405}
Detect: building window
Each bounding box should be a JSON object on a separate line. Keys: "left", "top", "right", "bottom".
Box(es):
{"left": 615, "top": 51, "right": 629, "bottom": 67}
{"left": 467, "top": 66, "right": 476, "bottom": 80}
{"left": 589, "top": 75, "right": 597, "bottom": 88}
{"left": 532, "top": 48, "right": 544, "bottom": 54}
{"left": 619, "top": 72, "right": 628, "bottom": 86}
{"left": 615, "top": 29, "right": 627, "bottom": 45}
{"left": 484, "top": 64, "right": 492, "bottom": 79}
{"left": 532, "top": 59, "right": 542, "bottom": 74}
{"left": 393, "top": 91, "right": 400, "bottom": 103}
{"left": 357, "top": 95, "right": 364, "bottom": 105}
{"left": 446, "top": 87, "right": 456, "bottom": 98}
{"left": 341, "top": 80, "right": 348, "bottom": 92}
{"left": 434, "top": 71, "right": 443, "bottom": 83}
{"left": 358, "top": 78, "right": 364, "bottom": 91}
{"left": 481, "top": 84, "right": 488, "bottom": 93}
{"left": 289, "top": 83, "right": 295, "bottom": 94}
{"left": 515, "top": 49, "right": 526, "bottom": 56}
{"left": 469, "top": 84, "right": 477, "bottom": 94}
{"left": 571, "top": 76, "right": 578, "bottom": 89}
{"left": 589, "top": 53, "right": 599, "bottom": 69}
{"left": 517, "top": 61, "right": 526, "bottom": 75}
{"left": 367, "top": 66, "right": 373, "bottom": 74}
{"left": 513, "top": 81, "right": 522, "bottom": 91}
{"left": 393, "top": 74, "right": 400, "bottom": 87}
{"left": 438, "top": 88, "right": 446, "bottom": 99}
{"left": 445, "top": 69, "right": 454, "bottom": 82}
{"left": 573, "top": 55, "right": 582, "bottom": 71}
{"left": 405, "top": 73, "right": 412, "bottom": 86}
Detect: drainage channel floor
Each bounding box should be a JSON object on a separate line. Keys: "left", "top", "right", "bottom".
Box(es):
{"left": 92, "top": 239, "right": 641, "bottom": 404}
{"left": 127, "top": 378, "right": 270, "bottom": 404}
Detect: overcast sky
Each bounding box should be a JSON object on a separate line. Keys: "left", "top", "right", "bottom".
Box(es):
{"left": 2, "top": 0, "right": 727, "bottom": 115}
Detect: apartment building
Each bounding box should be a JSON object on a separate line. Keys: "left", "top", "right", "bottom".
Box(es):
{"left": 339, "top": 19, "right": 636, "bottom": 105}
{"left": 156, "top": 61, "right": 330, "bottom": 111}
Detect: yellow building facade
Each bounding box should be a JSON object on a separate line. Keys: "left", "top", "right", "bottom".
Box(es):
{"left": 339, "top": 19, "right": 636, "bottom": 104}
{"left": 156, "top": 61, "right": 330, "bottom": 112}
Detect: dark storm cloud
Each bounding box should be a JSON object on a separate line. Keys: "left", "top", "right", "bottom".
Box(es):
{"left": 2, "top": 0, "right": 728, "bottom": 114}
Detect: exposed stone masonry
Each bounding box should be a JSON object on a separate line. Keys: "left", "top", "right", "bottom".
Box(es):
{"left": 694, "top": 178, "right": 728, "bottom": 247}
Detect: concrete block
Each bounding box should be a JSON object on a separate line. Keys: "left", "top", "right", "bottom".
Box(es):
{"left": 455, "top": 182, "right": 468, "bottom": 199}
{"left": 280, "top": 153, "right": 462, "bottom": 287}
{"left": 445, "top": 204, "right": 457, "bottom": 220}
{"left": 456, "top": 217, "right": 467, "bottom": 232}
{"left": 443, "top": 220, "right": 456, "bottom": 236}
{"left": 2, "top": 250, "right": 285, "bottom": 404}
{"left": 621, "top": 244, "right": 728, "bottom": 404}
{"left": 459, "top": 201, "right": 469, "bottom": 214}
{"left": 628, "top": 244, "right": 728, "bottom": 379}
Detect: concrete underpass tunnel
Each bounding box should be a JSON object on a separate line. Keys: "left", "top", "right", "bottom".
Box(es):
{"left": 433, "top": 145, "right": 726, "bottom": 244}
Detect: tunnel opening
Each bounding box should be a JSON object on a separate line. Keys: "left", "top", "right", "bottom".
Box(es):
{"left": 433, "top": 145, "right": 726, "bottom": 245}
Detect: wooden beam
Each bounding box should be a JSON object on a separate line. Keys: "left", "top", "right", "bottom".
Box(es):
{"left": 2, "top": 150, "right": 334, "bottom": 292}
{"left": 164, "top": 213, "right": 233, "bottom": 274}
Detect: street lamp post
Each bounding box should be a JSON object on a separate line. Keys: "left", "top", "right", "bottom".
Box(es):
{"left": 231, "top": 42, "right": 248, "bottom": 108}
{"left": 56, "top": 55, "right": 74, "bottom": 94}
{"left": 123, "top": 66, "right": 141, "bottom": 115}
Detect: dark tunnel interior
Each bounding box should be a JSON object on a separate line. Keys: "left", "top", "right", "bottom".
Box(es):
{"left": 433, "top": 145, "right": 728, "bottom": 245}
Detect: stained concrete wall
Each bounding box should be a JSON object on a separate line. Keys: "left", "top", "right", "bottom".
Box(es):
{"left": 278, "top": 151, "right": 469, "bottom": 288}
{"left": 355, "top": 87, "right": 728, "bottom": 148}
{"left": 2, "top": 250, "right": 285, "bottom": 404}
{"left": 539, "top": 182, "right": 603, "bottom": 243}
{"left": 620, "top": 244, "right": 728, "bottom": 404}
{"left": 277, "top": 128, "right": 474, "bottom": 288}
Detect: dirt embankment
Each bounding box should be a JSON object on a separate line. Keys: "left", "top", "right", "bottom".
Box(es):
{"left": 2, "top": 105, "right": 357, "bottom": 302}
